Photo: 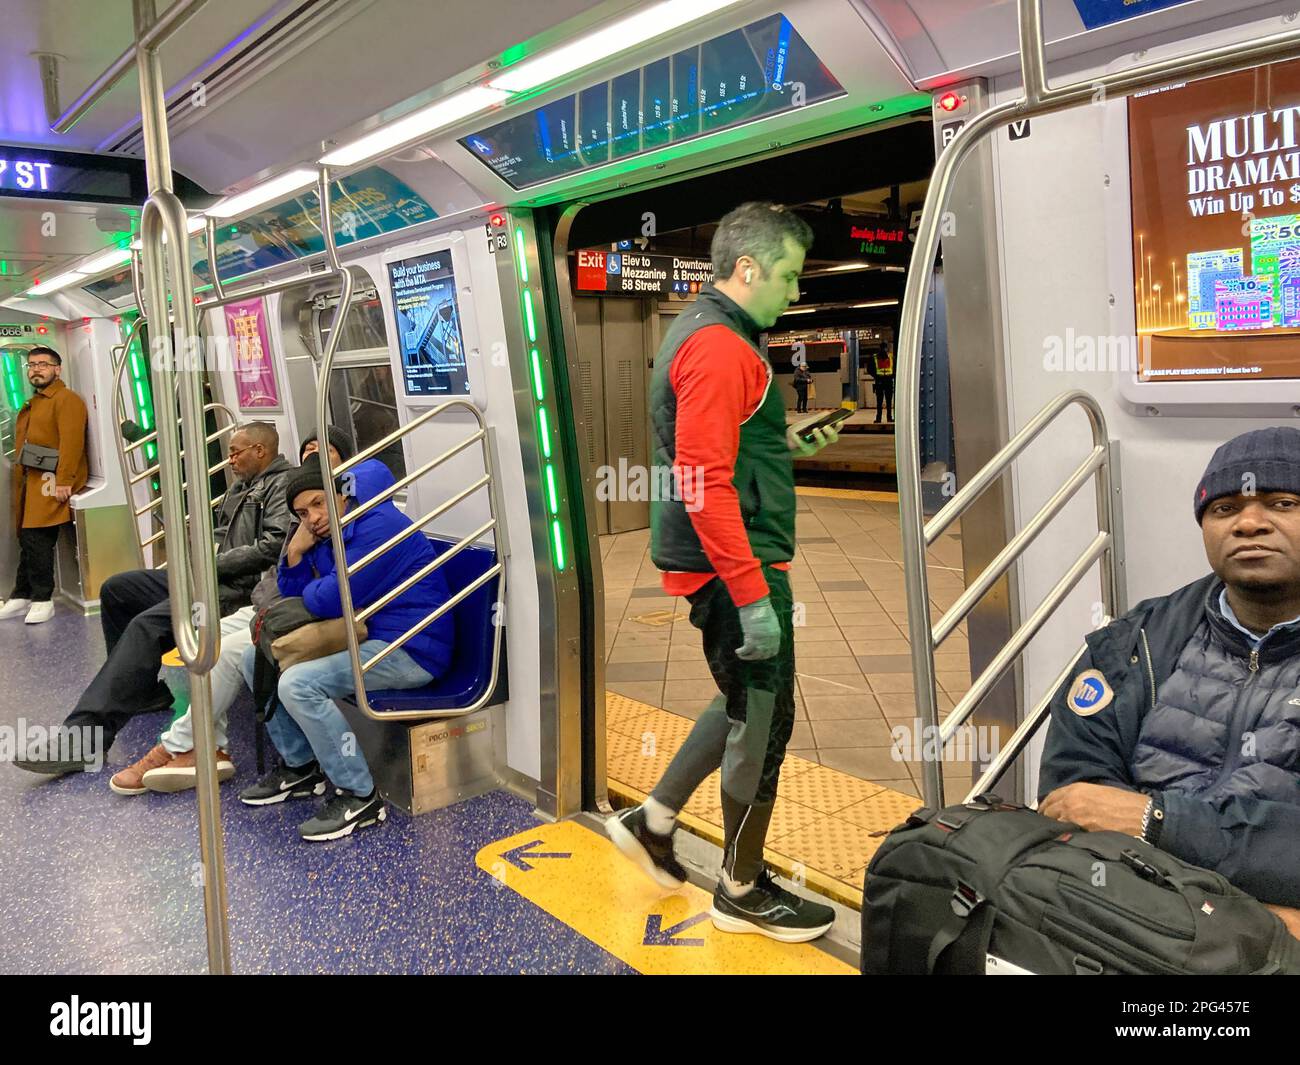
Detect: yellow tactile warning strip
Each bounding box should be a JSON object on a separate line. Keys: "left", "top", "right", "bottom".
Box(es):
{"left": 475, "top": 820, "right": 854, "bottom": 975}
{"left": 605, "top": 693, "right": 923, "bottom": 908}
{"left": 794, "top": 486, "right": 900, "bottom": 502}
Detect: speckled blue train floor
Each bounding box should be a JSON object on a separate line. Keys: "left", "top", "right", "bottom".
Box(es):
{"left": 0, "top": 609, "right": 635, "bottom": 975}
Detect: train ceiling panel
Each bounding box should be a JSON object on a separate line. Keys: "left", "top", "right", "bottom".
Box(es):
{"left": 420, "top": 0, "right": 924, "bottom": 208}
{"left": 853, "top": 0, "right": 1300, "bottom": 89}
{"left": 0, "top": 199, "right": 137, "bottom": 304}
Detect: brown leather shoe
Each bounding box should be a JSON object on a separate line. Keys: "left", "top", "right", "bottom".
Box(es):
{"left": 141, "top": 747, "right": 236, "bottom": 793}
{"left": 109, "top": 744, "right": 174, "bottom": 796}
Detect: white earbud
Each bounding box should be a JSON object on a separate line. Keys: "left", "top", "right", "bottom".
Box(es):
{"left": 745, "top": 268, "right": 753, "bottom": 284}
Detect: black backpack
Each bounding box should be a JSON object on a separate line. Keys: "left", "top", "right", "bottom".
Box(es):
{"left": 861, "top": 797, "right": 1300, "bottom": 975}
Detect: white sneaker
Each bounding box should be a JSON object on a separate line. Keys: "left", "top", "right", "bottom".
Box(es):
{"left": 24, "top": 601, "right": 54, "bottom": 624}
{"left": 0, "top": 598, "right": 32, "bottom": 620}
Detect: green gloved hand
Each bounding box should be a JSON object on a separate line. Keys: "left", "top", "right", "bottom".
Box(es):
{"left": 736, "top": 595, "right": 781, "bottom": 661}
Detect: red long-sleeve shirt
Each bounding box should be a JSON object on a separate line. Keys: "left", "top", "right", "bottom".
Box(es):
{"left": 660, "top": 325, "right": 788, "bottom": 607}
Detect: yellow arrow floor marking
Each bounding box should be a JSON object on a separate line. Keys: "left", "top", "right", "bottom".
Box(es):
{"left": 475, "top": 820, "right": 854, "bottom": 975}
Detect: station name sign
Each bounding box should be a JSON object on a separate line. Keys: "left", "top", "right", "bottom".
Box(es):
{"left": 574, "top": 249, "right": 714, "bottom": 297}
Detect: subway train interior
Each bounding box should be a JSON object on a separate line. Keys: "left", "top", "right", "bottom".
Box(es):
{"left": 0, "top": 0, "right": 1298, "bottom": 980}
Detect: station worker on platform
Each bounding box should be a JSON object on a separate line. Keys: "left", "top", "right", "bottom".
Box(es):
{"left": 1, "top": 346, "right": 88, "bottom": 626}
{"left": 14, "top": 421, "right": 294, "bottom": 777}
{"left": 108, "top": 429, "right": 358, "bottom": 796}
{"left": 237, "top": 459, "right": 454, "bottom": 842}
{"left": 1039, "top": 427, "right": 1300, "bottom": 935}
{"left": 606, "top": 201, "right": 842, "bottom": 942}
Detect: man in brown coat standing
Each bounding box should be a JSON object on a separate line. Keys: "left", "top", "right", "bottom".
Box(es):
{"left": 1, "top": 346, "right": 88, "bottom": 624}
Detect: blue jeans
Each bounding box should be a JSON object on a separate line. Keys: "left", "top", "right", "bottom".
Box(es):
{"left": 239, "top": 641, "right": 433, "bottom": 795}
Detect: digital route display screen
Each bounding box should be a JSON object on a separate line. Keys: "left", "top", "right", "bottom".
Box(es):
{"left": 0, "top": 145, "right": 137, "bottom": 203}
{"left": 1129, "top": 59, "right": 1300, "bottom": 381}
{"left": 386, "top": 251, "right": 471, "bottom": 399}
{"left": 459, "top": 14, "right": 845, "bottom": 189}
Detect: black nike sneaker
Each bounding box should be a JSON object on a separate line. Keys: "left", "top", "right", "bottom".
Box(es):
{"left": 299, "top": 790, "right": 387, "bottom": 842}
{"left": 239, "top": 763, "right": 327, "bottom": 806}
{"left": 606, "top": 804, "right": 688, "bottom": 889}
{"left": 710, "top": 868, "right": 836, "bottom": 942}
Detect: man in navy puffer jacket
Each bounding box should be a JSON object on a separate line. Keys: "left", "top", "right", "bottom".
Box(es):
{"left": 1039, "top": 427, "right": 1300, "bottom": 935}
{"left": 238, "top": 459, "right": 453, "bottom": 841}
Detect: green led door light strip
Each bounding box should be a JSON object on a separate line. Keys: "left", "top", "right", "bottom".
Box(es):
{"left": 1, "top": 350, "right": 27, "bottom": 412}
{"left": 119, "top": 311, "right": 158, "bottom": 466}
{"left": 514, "top": 223, "right": 567, "bottom": 572}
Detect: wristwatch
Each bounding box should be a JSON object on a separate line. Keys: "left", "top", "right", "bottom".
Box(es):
{"left": 1140, "top": 794, "right": 1166, "bottom": 846}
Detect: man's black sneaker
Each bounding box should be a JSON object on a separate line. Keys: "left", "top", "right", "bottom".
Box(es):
{"left": 710, "top": 868, "right": 836, "bottom": 943}
{"left": 299, "top": 790, "right": 386, "bottom": 842}
{"left": 606, "top": 805, "right": 687, "bottom": 889}
{"left": 239, "top": 763, "right": 327, "bottom": 806}
{"left": 14, "top": 755, "right": 95, "bottom": 777}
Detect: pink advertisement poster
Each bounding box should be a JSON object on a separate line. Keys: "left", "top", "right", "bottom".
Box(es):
{"left": 224, "top": 297, "right": 281, "bottom": 410}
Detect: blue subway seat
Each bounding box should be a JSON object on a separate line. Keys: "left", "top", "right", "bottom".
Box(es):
{"left": 346, "top": 535, "right": 504, "bottom": 715}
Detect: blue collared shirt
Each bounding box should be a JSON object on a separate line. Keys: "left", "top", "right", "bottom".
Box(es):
{"left": 1218, "top": 588, "right": 1300, "bottom": 649}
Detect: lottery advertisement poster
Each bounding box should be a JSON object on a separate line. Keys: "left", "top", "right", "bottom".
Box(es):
{"left": 224, "top": 297, "right": 281, "bottom": 411}
{"left": 1128, "top": 58, "right": 1300, "bottom": 381}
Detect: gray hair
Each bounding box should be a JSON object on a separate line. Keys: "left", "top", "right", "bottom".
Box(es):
{"left": 710, "top": 202, "right": 814, "bottom": 280}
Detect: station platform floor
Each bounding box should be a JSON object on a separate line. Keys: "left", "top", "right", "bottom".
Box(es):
{"left": 600, "top": 485, "right": 973, "bottom": 901}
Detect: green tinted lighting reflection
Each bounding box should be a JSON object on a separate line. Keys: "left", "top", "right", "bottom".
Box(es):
{"left": 538, "top": 407, "right": 552, "bottom": 459}
{"left": 551, "top": 520, "right": 566, "bottom": 571}
{"left": 523, "top": 290, "right": 537, "bottom": 342}
{"left": 545, "top": 464, "right": 559, "bottom": 515}
{"left": 530, "top": 348, "right": 544, "bottom": 401}
{"left": 515, "top": 228, "right": 528, "bottom": 283}
{"left": 134, "top": 383, "right": 146, "bottom": 409}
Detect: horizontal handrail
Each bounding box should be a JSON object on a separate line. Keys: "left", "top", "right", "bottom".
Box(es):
{"left": 130, "top": 436, "right": 232, "bottom": 485}
{"left": 196, "top": 268, "right": 339, "bottom": 312}
{"left": 964, "top": 642, "right": 1090, "bottom": 804}
{"left": 134, "top": 459, "right": 231, "bottom": 515}
{"left": 941, "top": 532, "right": 1110, "bottom": 745}
{"left": 348, "top": 474, "right": 491, "bottom": 577}
{"left": 50, "top": 0, "right": 207, "bottom": 132}
{"left": 362, "top": 562, "right": 503, "bottom": 674}
{"left": 931, "top": 445, "right": 1106, "bottom": 647}
{"left": 335, "top": 398, "right": 481, "bottom": 476}
{"left": 355, "top": 518, "right": 496, "bottom": 624}
{"left": 925, "top": 390, "right": 1106, "bottom": 545}
{"left": 341, "top": 429, "right": 485, "bottom": 527}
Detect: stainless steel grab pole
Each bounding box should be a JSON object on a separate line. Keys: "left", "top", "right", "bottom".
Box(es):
{"left": 51, "top": 0, "right": 208, "bottom": 133}
{"left": 132, "top": 0, "right": 230, "bottom": 976}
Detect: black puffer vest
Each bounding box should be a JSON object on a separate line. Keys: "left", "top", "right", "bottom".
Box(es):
{"left": 649, "top": 286, "right": 795, "bottom": 572}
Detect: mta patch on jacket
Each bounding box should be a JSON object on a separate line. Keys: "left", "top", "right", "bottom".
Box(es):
{"left": 1067, "top": 669, "right": 1114, "bottom": 716}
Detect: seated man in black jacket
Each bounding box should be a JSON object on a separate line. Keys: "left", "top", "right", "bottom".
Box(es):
{"left": 15, "top": 421, "right": 294, "bottom": 776}
{"left": 1039, "top": 426, "right": 1300, "bottom": 933}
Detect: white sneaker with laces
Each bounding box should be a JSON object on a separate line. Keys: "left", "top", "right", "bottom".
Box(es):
{"left": 24, "top": 601, "right": 54, "bottom": 624}
{"left": 0, "top": 598, "right": 32, "bottom": 620}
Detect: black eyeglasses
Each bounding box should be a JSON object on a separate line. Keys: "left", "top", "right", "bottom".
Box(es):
{"left": 26, "top": 361, "right": 57, "bottom": 370}
{"left": 227, "top": 443, "right": 262, "bottom": 460}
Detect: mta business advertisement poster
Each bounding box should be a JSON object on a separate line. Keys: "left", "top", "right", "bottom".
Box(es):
{"left": 386, "top": 252, "right": 470, "bottom": 399}
{"left": 1128, "top": 59, "right": 1300, "bottom": 381}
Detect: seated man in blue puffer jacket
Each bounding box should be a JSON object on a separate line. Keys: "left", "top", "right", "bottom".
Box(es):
{"left": 238, "top": 459, "right": 454, "bottom": 841}
{"left": 1039, "top": 426, "right": 1300, "bottom": 936}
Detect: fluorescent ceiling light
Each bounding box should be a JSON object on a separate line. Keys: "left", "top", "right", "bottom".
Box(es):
{"left": 27, "top": 270, "right": 87, "bottom": 296}
{"left": 80, "top": 247, "right": 133, "bottom": 274}
{"left": 321, "top": 86, "right": 509, "bottom": 167}
{"left": 781, "top": 307, "right": 818, "bottom": 315}
{"left": 207, "top": 169, "right": 318, "bottom": 219}
{"left": 852, "top": 299, "right": 899, "bottom": 308}
{"left": 488, "top": 0, "right": 745, "bottom": 93}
